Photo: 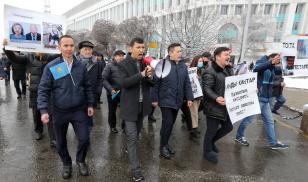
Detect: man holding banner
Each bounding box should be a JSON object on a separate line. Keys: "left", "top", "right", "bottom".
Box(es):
{"left": 37, "top": 35, "right": 95, "bottom": 179}
{"left": 235, "top": 54, "right": 289, "bottom": 150}
{"left": 202, "top": 47, "right": 233, "bottom": 163}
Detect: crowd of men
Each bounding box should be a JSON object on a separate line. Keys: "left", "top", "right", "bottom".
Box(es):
{"left": 0, "top": 35, "right": 288, "bottom": 182}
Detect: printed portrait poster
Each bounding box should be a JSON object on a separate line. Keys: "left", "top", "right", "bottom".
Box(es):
{"left": 188, "top": 67, "right": 203, "bottom": 99}
{"left": 4, "top": 5, "right": 65, "bottom": 53}
{"left": 282, "top": 36, "right": 308, "bottom": 77}
{"left": 225, "top": 73, "right": 261, "bottom": 124}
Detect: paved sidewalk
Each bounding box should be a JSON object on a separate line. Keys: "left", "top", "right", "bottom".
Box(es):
{"left": 283, "top": 87, "right": 308, "bottom": 112}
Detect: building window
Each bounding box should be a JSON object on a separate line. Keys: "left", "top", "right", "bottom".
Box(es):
{"left": 221, "top": 5, "right": 229, "bottom": 15}
{"left": 295, "top": 3, "right": 305, "bottom": 14}
{"left": 279, "top": 4, "right": 288, "bottom": 14}
{"left": 154, "top": 0, "right": 157, "bottom": 11}
{"left": 161, "top": 0, "right": 164, "bottom": 10}
{"left": 276, "top": 22, "right": 284, "bottom": 30}
{"left": 292, "top": 22, "right": 299, "bottom": 31}
{"left": 235, "top": 5, "right": 243, "bottom": 15}
{"left": 264, "top": 4, "right": 272, "bottom": 15}
{"left": 186, "top": 0, "right": 190, "bottom": 4}
{"left": 186, "top": 10, "right": 192, "bottom": 19}
{"left": 196, "top": 7, "right": 202, "bottom": 17}
{"left": 169, "top": 13, "right": 173, "bottom": 21}
{"left": 251, "top": 4, "right": 258, "bottom": 15}
{"left": 218, "top": 23, "right": 239, "bottom": 44}
{"left": 178, "top": 0, "right": 181, "bottom": 6}
{"left": 169, "top": 0, "right": 172, "bottom": 8}
{"left": 178, "top": 12, "right": 182, "bottom": 20}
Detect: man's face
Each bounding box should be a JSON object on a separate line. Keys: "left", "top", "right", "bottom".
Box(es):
{"left": 169, "top": 46, "right": 182, "bottom": 61}
{"left": 203, "top": 57, "right": 210, "bottom": 62}
{"left": 130, "top": 42, "right": 145, "bottom": 60}
{"left": 59, "top": 38, "right": 75, "bottom": 59}
{"left": 80, "top": 47, "right": 93, "bottom": 58}
{"left": 216, "top": 51, "right": 230, "bottom": 67}
{"left": 272, "top": 54, "right": 281, "bottom": 65}
{"left": 30, "top": 25, "right": 37, "bottom": 34}
{"left": 114, "top": 54, "right": 125, "bottom": 63}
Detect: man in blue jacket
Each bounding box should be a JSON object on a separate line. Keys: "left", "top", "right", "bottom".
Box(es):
{"left": 152, "top": 43, "right": 193, "bottom": 159}
{"left": 37, "top": 35, "right": 95, "bottom": 179}
{"left": 235, "top": 53, "right": 289, "bottom": 150}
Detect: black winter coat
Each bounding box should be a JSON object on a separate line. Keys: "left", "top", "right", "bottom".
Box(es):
{"left": 3, "top": 49, "right": 59, "bottom": 107}
{"left": 4, "top": 49, "right": 27, "bottom": 80}
{"left": 151, "top": 56, "right": 193, "bottom": 110}
{"left": 202, "top": 61, "right": 233, "bottom": 121}
{"left": 102, "top": 60, "right": 121, "bottom": 95}
{"left": 118, "top": 54, "right": 154, "bottom": 121}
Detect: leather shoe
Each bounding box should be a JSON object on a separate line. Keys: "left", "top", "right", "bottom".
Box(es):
{"left": 111, "top": 128, "right": 118, "bottom": 133}
{"left": 160, "top": 146, "right": 171, "bottom": 159}
{"left": 204, "top": 151, "right": 218, "bottom": 163}
{"left": 62, "top": 165, "right": 72, "bottom": 179}
{"left": 50, "top": 140, "right": 57, "bottom": 148}
{"left": 77, "top": 162, "right": 89, "bottom": 176}
{"left": 35, "top": 132, "right": 43, "bottom": 140}
{"left": 166, "top": 144, "right": 176, "bottom": 155}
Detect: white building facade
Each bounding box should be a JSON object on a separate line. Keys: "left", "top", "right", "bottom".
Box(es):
{"left": 64, "top": 0, "right": 308, "bottom": 58}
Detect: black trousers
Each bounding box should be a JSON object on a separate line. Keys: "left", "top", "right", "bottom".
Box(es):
{"left": 125, "top": 103, "right": 143, "bottom": 174}
{"left": 107, "top": 93, "right": 120, "bottom": 128}
{"left": 5, "top": 70, "right": 10, "bottom": 85}
{"left": 32, "top": 106, "right": 55, "bottom": 140}
{"left": 160, "top": 107, "right": 179, "bottom": 149}
{"left": 13, "top": 79, "right": 26, "bottom": 95}
{"left": 53, "top": 109, "right": 89, "bottom": 165}
{"left": 203, "top": 116, "right": 233, "bottom": 153}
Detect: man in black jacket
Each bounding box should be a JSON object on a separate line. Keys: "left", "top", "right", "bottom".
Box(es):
{"left": 102, "top": 50, "right": 125, "bottom": 133}
{"left": 202, "top": 47, "right": 233, "bottom": 163}
{"left": 118, "top": 38, "right": 154, "bottom": 182}
{"left": 0, "top": 53, "right": 11, "bottom": 85}
{"left": 37, "top": 35, "right": 94, "bottom": 179}
{"left": 152, "top": 43, "right": 194, "bottom": 159}
{"left": 77, "top": 41, "right": 103, "bottom": 132}
{"left": 2, "top": 40, "right": 27, "bottom": 99}
{"left": 3, "top": 45, "right": 58, "bottom": 144}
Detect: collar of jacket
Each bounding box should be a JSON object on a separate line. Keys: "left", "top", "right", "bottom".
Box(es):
{"left": 212, "top": 60, "right": 225, "bottom": 72}
{"left": 60, "top": 55, "right": 78, "bottom": 66}
{"left": 166, "top": 55, "right": 184, "bottom": 65}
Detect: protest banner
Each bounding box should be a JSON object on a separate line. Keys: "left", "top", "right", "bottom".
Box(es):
{"left": 225, "top": 73, "right": 260, "bottom": 124}
{"left": 281, "top": 36, "right": 308, "bottom": 77}
{"left": 188, "top": 67, "right": 203, "bottom": 99}
{"left": 3, "top": 5, "right": 65, "bottom": 54}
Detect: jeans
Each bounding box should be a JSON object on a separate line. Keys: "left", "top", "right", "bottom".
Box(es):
{"left": 270, "top": 95, "right": 286, "bottom": 112}
{"left": 236, "top": 101, "right": 278, "bottom": 145}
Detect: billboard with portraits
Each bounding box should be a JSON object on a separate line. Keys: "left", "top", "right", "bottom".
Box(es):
{"left": 4, "top": 5, "right": 66, "bottom": 53}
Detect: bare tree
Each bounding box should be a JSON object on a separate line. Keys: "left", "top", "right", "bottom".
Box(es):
{"left": 66, "top": 29, "right": 92, "bottom": 45}
{"left": 91, "top": 19, "right": 117, "bottom": 57}
{"left": 163, "top": 6, "right": 220, "bottom": 58}
{"left": 118, "top": 15, "right": 156, "bottom": 48}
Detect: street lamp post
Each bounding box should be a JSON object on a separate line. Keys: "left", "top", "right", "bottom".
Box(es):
{"left": 239, "top": 0, "right": 252, "bottom": 63}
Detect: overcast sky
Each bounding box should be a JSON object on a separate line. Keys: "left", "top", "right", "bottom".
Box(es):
{"left": 3, "top": 0, "right": 85, "bottom": 15}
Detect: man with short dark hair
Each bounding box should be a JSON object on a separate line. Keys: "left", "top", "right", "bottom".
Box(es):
{"left": 202, "top": 47, "right": 233, "bottom": 163}
{"left": 118, "top": 37, "right": 154, "bottom": 181}
{"left": 152, "top": 43, "right": 193, "bottom": 159}
{"left": 235, "top": 53, "right": 289, "bottom": 150}
{"left": 37, "top": 35, "right": 95, "bottom": 179}
{"left": 102, "top": 50, "right": 126, "bottom": 133}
